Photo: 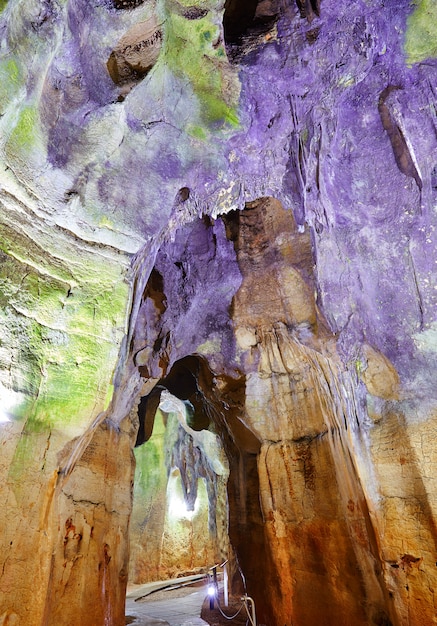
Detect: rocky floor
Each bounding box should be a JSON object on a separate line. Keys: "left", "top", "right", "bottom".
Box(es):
{"left": 126, "top": 580, "right": 252, "bottom": 626}
{"left": 126, "top": 579, "right": 209, "bottom": 626}
{"left": 200, "top": 595, "right": 250, "bottom": 626}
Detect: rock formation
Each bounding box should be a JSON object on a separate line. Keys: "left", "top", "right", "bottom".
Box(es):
{"left": 0, "top": 1, "right": 436, "bottom": 625}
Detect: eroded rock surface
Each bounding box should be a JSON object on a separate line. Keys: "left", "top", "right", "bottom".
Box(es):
{"left": 0, "top": 1, "right": 437, "bottom": 625}
{"left": 107, "top": 16, "right": 163, "bottom": 95}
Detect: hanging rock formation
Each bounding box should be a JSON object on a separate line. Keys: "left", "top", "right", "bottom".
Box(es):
{"left": 0, "top": 1, "right": 437, "bottom": 625}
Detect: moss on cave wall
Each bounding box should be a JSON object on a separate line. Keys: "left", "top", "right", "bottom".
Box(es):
{"left": 0, "top": 57, "right": 22, "bottom": 110}
{"left": 1, "top": 0, "right": 436, "bottom": 623}
{"left": 133, "top": 408, "right": 168, "bottom": 506}
{"left": 0, "top": 224, "right": 129, "bottom": 437}
{"left": 159, "top": 0, "right": 239, "bottom": 130}
{"left": 405, "top": 0, "right": 437, "bottom": 64}
{"left": 8, "top": 105, "right": 39, "bottom": 149}
{"left": 0, "top": 0, "right": 240, "bottom": 254}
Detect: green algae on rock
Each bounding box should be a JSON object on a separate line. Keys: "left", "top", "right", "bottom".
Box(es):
{"left": 159, "top": 0, "right": 240, "bottom": 131}
{"left": 0, "top": 214, "right": 130, "bottom": 434}
{"left": 404, "top": 0, "right": 437, "bottom": 64}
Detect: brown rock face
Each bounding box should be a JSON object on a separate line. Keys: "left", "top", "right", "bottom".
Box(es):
{"left": 107, "top": 17, "right": 163, "bottom": 92}
{"left": 360, "top": 343, "right": 400, "bottom": 402}
{"left": 0, "top": 412, "right": 136, "bottom": 626}
{"left": 1, "top": 0, "right": 437, "bottom": 623}
{"left": 222, "top": 199, "right": 388, "bottom": 625}
{"left": 43, "top": 416, "right": 135, "bottom": 626}
{"left": 123, "top": 198, "right": 391, "bottom": 625}
{"left": 123, "top": 196, "right": 437, "bottom": 626}
{"left": 2, "top": 192, "right": 437, "bottom": 626}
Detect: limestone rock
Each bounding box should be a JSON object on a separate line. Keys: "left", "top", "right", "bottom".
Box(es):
{"left": 360, "top": 343, "right": 400, "bottom": 401}
{"left": 107, "top": 17, "right": 163, "bottom": 92}
{"left": 0, "top": 1, "right": 437, "bottom": 625}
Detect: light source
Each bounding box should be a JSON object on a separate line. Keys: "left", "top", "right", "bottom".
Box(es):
{"left": 207, "top": 583, "right": 216, "bottom": 610}
{"left": 0, "top": 382, "right": 16, "bottom": 423}
{"left": 0, "top": 410, "right": 10, "bottom": 423}
{"left": 167, "top": 471, "right": 199, "bottom": 521}
{"left": 168, "top": 492, "right": 197, "bottom": 520}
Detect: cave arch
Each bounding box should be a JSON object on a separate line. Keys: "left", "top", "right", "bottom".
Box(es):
{"left": 126, "top": 197, "right": 396, "bottom": 625}
{"left": 127, "top": 207, "right": 269, "bottom": 594}
{"left": 130, "top": 355, "right": 239, "bottom": 584}
{"left": 135, "top": 355, "right": 219, "bottom": 448}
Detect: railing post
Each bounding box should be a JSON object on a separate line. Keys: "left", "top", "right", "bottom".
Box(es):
{"left": 223, "top": 561, "right": 229, "bottom": 607}
{"left": 243, "top": 595, "right": 257, "bottom": 626}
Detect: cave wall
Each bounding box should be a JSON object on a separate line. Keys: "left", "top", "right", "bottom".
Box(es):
{"left": 130, "top": 197, "right": 432, "bottom": 625}
{"left": 0, "top": 0, "right": 436, "bottom": 625}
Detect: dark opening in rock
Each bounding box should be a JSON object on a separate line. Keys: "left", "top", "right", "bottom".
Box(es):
{"left": 223, "top": 0, "right": 280, "bottom": 57}
{"left": 142, "top": 268, "right": 166, "bottom": 312}
{"left": 135, "top": 387, "right": 161, "bottom": 447}
{"left": 295, "top": 0, "right": 320, "bottom": 21}
{"left": 160, "top": 356, "right": 212, "bottom": 432}
{"left": 175, "top": 186, "right": 190, "bottom": 203}
{"left": 107, "top": 17, "right": 162, "bottom": 92}
{"left": 181, "top": 6, "right": 209, "bottom": 20}
{"left": 223, "top": 0, "right": 259, "bottom": 44}
{"left": 112, "top": 0, "right": 145, "bottom": 9}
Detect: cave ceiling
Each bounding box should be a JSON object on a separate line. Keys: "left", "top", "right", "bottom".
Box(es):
{"left": 0, "top": 0, "right": 437, "bottom": 625}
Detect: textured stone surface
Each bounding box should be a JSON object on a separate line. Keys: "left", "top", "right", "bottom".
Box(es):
{"left": 107, "top": 16, "right": 163, "bottom": 83}
{"left": 0, "top": 0, "right": 436, "bottom": 625}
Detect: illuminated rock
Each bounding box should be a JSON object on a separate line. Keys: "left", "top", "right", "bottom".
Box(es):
{"left": 0, "top": 1, "right": 436, "bottom": 625}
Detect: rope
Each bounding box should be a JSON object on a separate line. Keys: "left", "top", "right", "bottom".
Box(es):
{"left": 215, "top": 596, "right": 245, "bottom": 620}
{"left": 205, "top": 559, "right": 256, "bottom": 624}
{"left": 243, "top": 597, "right": 256, "bottom": 626}
{"left": 213, "top": 593, "right": 256, "bottom": 625}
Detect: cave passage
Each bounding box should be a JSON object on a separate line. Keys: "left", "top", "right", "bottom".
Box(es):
{"left": 135, "top": 356, "right": 214, "bottom": 447}
{"left": 129, "top": 355, "right": 233, "bottom": 586}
